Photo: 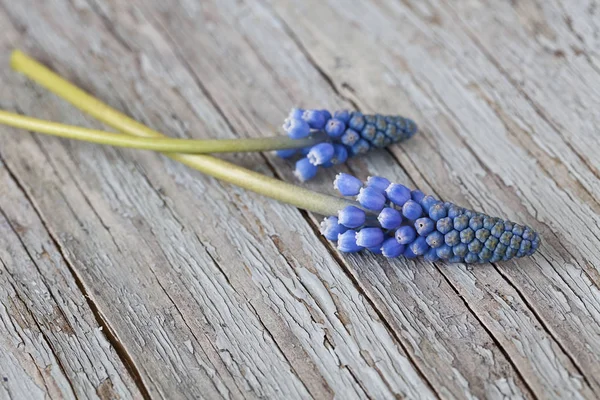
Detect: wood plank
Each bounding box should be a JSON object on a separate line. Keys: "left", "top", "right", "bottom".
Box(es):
{"left": 85, "top": 0, "right": 574, "bottom": 398}
{"left": 0, "top": 10, "right": 144, "bottom": 400}
{"left": 258, "top": 0, "right": 600, "bottom": 397}
{"left": 0, "top": 0, "right": 437, "bottom": 398}
{"left": 0, "top": 164, "right": 144, "bottom": 400}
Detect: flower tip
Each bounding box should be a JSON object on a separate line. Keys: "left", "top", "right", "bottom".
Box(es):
{"left": 337, "top": 230, "right": 363, "bottom": 253}
{"left": 320, "top": 216, "right": 348, "bottom": 241}
{"left": 294, "top": 157, "right": 318, "bottom": 182}
{"left": 286, "top": 118, "right": 311, "bottom": 139}
{"left": 333, "top": 173, "right": 363, "bottom": 196}
{"left": 338, "top": 205, "right": 366, "bottom": 229}
{"left": 366, "top": 176, "right": 391, "bottom": 192}
{"left": 357, "top": 186, "right": 386, "bottom": 211}
{"left": 307, "top": 143, "right": 335, "bottom": 166}
{"left": 355, "top": 227, "right": 385, "bottom": 248}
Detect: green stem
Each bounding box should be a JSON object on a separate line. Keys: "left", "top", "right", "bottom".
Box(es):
{"left": 0, "top": 109, "right": 324, "bottom": 153}
{"left": 10, "top": 50, "right": 354, "bottom": 216}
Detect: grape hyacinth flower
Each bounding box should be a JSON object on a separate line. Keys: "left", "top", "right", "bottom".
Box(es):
{"left": 319, "top": 173, "right": 541, "bottom": 263}
{"left": 6, "top": 51, "right": 540, "bottom": 267}
{"left": 282, "top": 108, "right": 418, "bottom": 181}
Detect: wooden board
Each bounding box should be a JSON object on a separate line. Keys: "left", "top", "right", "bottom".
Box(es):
{"left": 0, "top": 0, "right": 598, "bottom": 398}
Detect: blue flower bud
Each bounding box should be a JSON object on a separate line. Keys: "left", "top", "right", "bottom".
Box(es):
{"left": 411, "top": 190, "right": 425, "bottom": 204}
{"left": 453, "top": 243, "right": 468, "bottom": 258}
{"left": 476, "top": 228, "right": 490, "bottom": 242}
{"left": 368, "top": 246, "right": 383, "bottom": 254}
{"left": 404, "top": 118, "right": 418, "bottom": 137}
{"left": 447, "top": 205, "right": 463, "bottom": 219}
{"left": 483, "top": 217, "right": 496, "bottom": 230}
{"left": 512, "top": 224, "right": 525, "bottom": 236}
{"left": 403, "top": 246, "right": 418, "bottom": 259}
{"left": 319, "top": 216, "right": 348, "bottom": 241}
{"left": 323, "top": 144, "right": 348, "bottom": 167}
{"left": 491, "top": 222, "right": 504, "bottom": 238}
{"left": 348, "top": 113, "right": 366, "bottom": 131}
{"left": 436, "top": 244, "right": 453, "bottom": 259}
{"left": 436, "top": 217, "right": 453, "bottom": 234}
{"left": 402, "top": 200, "right": 423, "bottom": 220}
{"left": 334, "top": 110, "right": 351, "bottom": 123}
{"left": 453, "top": 215, "right": 469, "bottom": 231}
{"left": 375, "top": 115, "right": 387, "bottom": 131}
{"left": 371, "top": 132, "right": 388, "bottom": 148}
{"left": 468, "top": 240, "right": 483, "bottom": 253}
{"left": 302, "top": 109, "right": 329, "bottom": 129}
{"left": 460, "top": 228, "right": 475, "bottom": 244}
{"left": 341, "top": 129, "right": 360, "bottom": 146}
{"left": 410, "top": 236, "right": 429, "bottom": 256}
{"left": 421, "top": 195, "right": 438, "bottom": 212}
{"left": 464, "top": 252, "right": 479, "bottom": 264}
{"left": 337, "top": 230, "right": 363, "bottom": 253}
{"left": 350, "top": 139, "right": 371, "bottom": 156}
{"left": 366, "top": 176, "right": 391, "bottom": 192}
{"left": 334, "top": 173, "right": 363, "bottom": 196}
{"left": 288, "top": 107, "right": 305, "bottom": 120}
{"left": 445, "top": 230, "right": 460, "bottom": 246}
{"left": 469, "top": 215, "right": 484, "bottom": 231}
{"left": 424, "top": 248, "right": 440, "bottom": 262}
{"left": 382, "top": 237, "right": 405, "bottom": 258}
{"left": 275, "top": 148, "right": 297, "bottom": 159}
{"left": 356, "top": 227, "right": 385, "bottom": 248}
{"left": 325, "top": 119, "right": 346, "bottom": 138}
{"left": 307, "top": 143, "right": 335, "bottom": 166}
{"left": 357, "top": 186, "right": 387, "bottom": 211}
{"left": 377, "top": 207, "right": 403, "bottom": 230}
{"left": 479, "top": 248, "right": 493, "bottom": 261}
{"left": 426, "top": 231, "right": 444, "bottom": 248}
{"left": 294, "top": 157, "right": 318, "bottom": 182}
{"left": 361, "top": 124, "right": 377, "bottom": 141}
{"left": 504, "top": 247, "right": 518, "bottom": 260}
{"left": 385, "top": 183, "right": 411, "bottom": 206}
{"left": 428, "top": 202, "right": 447, "bottom": 221}
{"left": 395, "top": 225, "right": 417, "bottom": 245}
{"left": 338, "top": 205, "right": 366, "bottom": 229}
{"left": 285, "top": 118, "right": 311, "bottom": 139}
{"left": 415, "top": 217, "right": 435, "bottom": 236}
{"left": 523, "top": 227, "right": 536, "bottom": 241}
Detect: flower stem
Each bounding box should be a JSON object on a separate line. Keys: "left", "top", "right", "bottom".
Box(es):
{"left": 10, "top": 50, "right": 354, "bottom": 216}
{"left": 0, "top": 109, "right": 324, "bottom": 153}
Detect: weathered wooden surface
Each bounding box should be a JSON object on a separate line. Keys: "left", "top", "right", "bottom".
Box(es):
{"left": 0, "top": 0, "right": 598, "bottom": 398}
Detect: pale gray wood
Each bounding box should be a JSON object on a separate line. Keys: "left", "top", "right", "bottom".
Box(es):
{"left": 0, "top": 0, "right": 599, "bottom": 399}
{"left": 0, "top": 9, "right": 144, "bottom": 400}
{"left": 1, "top": 0, "right": 435, "bottom": 398}
{"left": 261, "top": 0, "right": 600, "bottom": 397}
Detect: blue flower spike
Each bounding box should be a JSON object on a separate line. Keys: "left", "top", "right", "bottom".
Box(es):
{"left": 278, "top": 109, "right": 420, "bottom": 180}
{"left": 321, "top": 173, "right": 541, "bottom": 263}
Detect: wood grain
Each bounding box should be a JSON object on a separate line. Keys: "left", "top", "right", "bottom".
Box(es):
{"left": 0, "top": 0, "right": 598, "bottom": 399}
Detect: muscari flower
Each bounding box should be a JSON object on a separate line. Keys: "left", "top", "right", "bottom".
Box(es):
{"left": 320, "top": 173, "right": 540, "bottom": 263}
{"left": 282, "top": 108, "right": 418, "bottom": 181}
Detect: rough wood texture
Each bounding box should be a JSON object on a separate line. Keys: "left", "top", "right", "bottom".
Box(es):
{"left": 0, "top": 0, "right": 598, "bottom": 399}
